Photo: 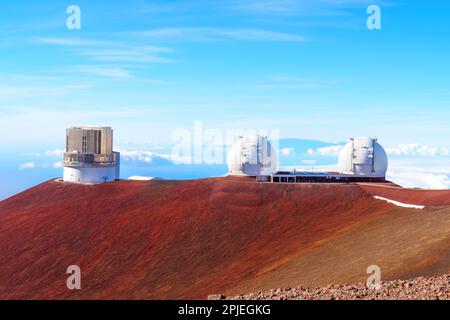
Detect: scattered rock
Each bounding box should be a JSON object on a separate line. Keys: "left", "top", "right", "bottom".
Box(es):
{"left": 222, "top": 274, "right": 450, "bottom": 300}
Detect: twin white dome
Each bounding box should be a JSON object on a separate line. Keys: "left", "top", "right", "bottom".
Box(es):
{"left": 227, "top": 135, "right": 388, "bottom": 178}
{"left": 338, "top": 137, "right": 388, "bottom": 178}
{"left": 227, "top": 135, "right": 277, "bottom": 176}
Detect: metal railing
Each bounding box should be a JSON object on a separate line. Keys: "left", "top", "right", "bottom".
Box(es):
{"left": 64, "top": 152, "right": 116, "bottom": 165}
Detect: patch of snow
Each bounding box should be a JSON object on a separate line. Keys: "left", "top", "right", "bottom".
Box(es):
{"left": 373, "top": 196, "right": 425, "bottom": 210}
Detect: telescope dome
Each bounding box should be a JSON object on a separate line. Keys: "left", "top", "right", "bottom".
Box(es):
{"left": 227, "top": 135, "right": 277, "bottom": 176}
{"left": 338, "top": 137, "right": 388, "bottom": 178}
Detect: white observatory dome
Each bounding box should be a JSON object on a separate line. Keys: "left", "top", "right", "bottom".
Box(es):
{"left": 338, "top": 137, "right": 388, "bottom": 178}
{"left": 227, "top": 135, "right": 278, "bottom": 176}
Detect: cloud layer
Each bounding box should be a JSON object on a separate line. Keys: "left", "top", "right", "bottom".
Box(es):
{"left": 386, "top": 144, "right": 450, "bottom": 157}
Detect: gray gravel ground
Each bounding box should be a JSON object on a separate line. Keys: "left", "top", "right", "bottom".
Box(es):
{"left": 209, "top": 274, "right": 450, "bottom": 300}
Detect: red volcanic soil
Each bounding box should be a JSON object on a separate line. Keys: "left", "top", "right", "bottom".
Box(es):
{"left": 0, "top": 178, "right": 449, "bottom": 299}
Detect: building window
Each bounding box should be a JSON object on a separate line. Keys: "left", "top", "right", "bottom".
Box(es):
{"left": 97, "top": 131, "right": 102, "bottom": 154}
{"left": 82, "top": 136, "right": 87, "bottom": 153}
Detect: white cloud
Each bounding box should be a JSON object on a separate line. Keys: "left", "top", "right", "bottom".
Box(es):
{"left": 19, "top": 152, "right": 41, "bottom": 157}
{"left": 387, "top": 171, "right": 450, "bottom": 190}
{"left": 118, "top": 148, "right": 219, "bottom": 165}
{"left": 70, "top": 65, "right": 133, "bottom": 79}
{"left": 19, "top": 161, "right": 63, "bottom": 170}
{"left": 19, "top": 162, "right": 36, "bottom": 170}
{"left": 307, "top": 143, "right": 450, "bottom": 158}
{"left": 229, "top": 0, "right": 300, "bottom": 14}
{"left": 36, "top": 37, "right": 175, "bottom": 65}
{"left": 228, "top": 0, "right": 375, "bottom": 16}
{"left": 0, "top": 107, "right": 162, "bottom": 145}
{"left": 387, "top": 158, "right": 450, "bottom": 190}
{"left": 80, "top": 47, "right": 174, "bottom": 64}
{"left": 120, "top": 150, "right": 156, "bottom": 163}
{"left": 137, "top": 27, "right": 305, "bottom": 42}
{"left": 283, "top": 156, "right": 450, "bottom": 190}
{"left": 14, "top": 75, "right": 62, "bottom": 81}
{"left": 0, "top": 84, "right": 92, "bottom": 100}
{"left": 307, "top": 145, "right": 343, "bottom": 157}
{"left": 36, "top": 37, "right": 112, "bottom": 47}
{"left": 385, "top": 144, "right": 450, "bottom": 157}
{"left": 46, "top": 149, "right": 65, "bottom": 157}
{"left": 316, "top": 145, "right": 343, "bottom": 156}
{"left": 118, "top": 149, "right": 176, "bottom": 166}
{"left": 53, "top": 161, "right": 64, "bottom": 169}
{"left": 281, "top": 147, "right": 295, "bottom": 156}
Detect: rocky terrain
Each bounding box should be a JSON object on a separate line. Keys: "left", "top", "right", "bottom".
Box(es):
{"left": 216, "top": 274, "right": 450, "bottom": 300}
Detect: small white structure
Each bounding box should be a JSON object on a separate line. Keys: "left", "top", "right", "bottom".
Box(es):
{"left": 227, "top": 135, "right": 277, "bottom": 177}
{"left": 338, "top": 136, "right": 388, "bottom": 178}
{"left": 63, "top": 126, "right": 120, "bottom": 183}
{"left": 128, "top": 176, "right": 164, "bottom": 181}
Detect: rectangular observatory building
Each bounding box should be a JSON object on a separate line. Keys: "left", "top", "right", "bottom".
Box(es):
{"left": 63, "top": 126, "right": 120, "bottom": 183}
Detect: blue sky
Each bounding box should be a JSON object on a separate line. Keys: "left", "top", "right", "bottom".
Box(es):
{"left": 1, "top": 0, "right": 450, "bottom": 198}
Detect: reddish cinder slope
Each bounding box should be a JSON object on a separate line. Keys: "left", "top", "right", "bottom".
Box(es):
{"left": 359, "top": 183, "right": 450, "bottom": 206}
{"left": 0, "top": 179, "right": 449, "bottom": 299}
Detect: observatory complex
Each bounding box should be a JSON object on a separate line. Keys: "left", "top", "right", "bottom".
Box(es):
{"left": 63, "top": 126, "right": 120, "bottom": 183}
{"left": 228, "top": 136, "right": 388, "bottom": 183}
{"left": 61, "top": 125, "right": 387, "bottom": 185}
